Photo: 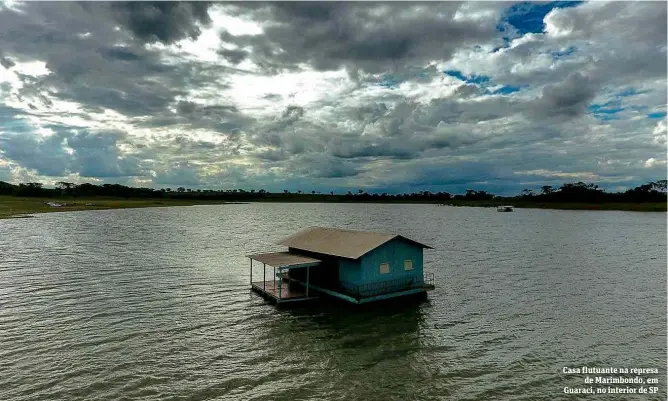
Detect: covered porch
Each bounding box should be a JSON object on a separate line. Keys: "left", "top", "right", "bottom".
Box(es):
{"left": 246, "top": 252, "right": 321, "bottom": 304}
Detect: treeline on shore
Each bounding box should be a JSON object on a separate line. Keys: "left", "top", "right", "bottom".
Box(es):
{"left": 0, "top": 180, "right": 665, "bottom": 204}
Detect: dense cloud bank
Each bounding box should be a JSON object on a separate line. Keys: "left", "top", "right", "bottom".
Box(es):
{"left": 0, "top": 1, "right": 665, "bottom": 195}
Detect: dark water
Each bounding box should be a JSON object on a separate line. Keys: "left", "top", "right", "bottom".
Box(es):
{"left": 0, "top": 204, "right": 665, "bottom": 400}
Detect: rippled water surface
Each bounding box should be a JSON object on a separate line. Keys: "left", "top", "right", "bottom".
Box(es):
{"left": 1, "top": 204, "right": 665, "bottom": 400}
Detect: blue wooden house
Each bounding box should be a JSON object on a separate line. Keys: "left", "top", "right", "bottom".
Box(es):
{"left": 247, "top": 227, "right": 434, "bottom": 305}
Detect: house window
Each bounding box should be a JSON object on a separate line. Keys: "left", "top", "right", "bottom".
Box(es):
{"left": 404, "top": 260, "right": 413, "bottom": 271}
{"left": 379, "top": 263, "right": 390, "bottom": 274}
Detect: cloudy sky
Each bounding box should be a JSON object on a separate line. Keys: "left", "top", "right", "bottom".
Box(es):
{"left": 0, "top": 1, "right": 666, "bottom": 195}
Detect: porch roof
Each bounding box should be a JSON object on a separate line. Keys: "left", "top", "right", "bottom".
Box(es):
{"left": 246, "top": 251, "right": 321, "bottom": 269}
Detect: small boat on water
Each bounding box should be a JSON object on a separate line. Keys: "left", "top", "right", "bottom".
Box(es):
{"left": 497, "top": 205, "right": 514, "bottom": 212}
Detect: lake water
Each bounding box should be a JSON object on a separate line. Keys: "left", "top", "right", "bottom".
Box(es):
{"left": 0, "top": 203, "right": 665, "bottom": 400}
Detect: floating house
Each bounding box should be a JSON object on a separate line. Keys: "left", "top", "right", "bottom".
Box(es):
{"left": 247, "top": 227, "right": 435, "bottom": 306}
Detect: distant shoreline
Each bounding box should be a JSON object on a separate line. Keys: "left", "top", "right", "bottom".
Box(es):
{"left": 0, "top": 196, "right": 240, "bottom": 219}
{"left": 0, "top": 196, "right": 664, "bottom": 218}
{"left": 249, "top": 199, "right": 666, "bottom": 211}
{"left": 439, "top": 201, "right": 666, "bottom": 212}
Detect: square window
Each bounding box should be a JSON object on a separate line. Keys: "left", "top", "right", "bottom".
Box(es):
{"left": 404, "top": 260, "right": 413, "bottom": 271}
{"left": 379, "top": 263, "right": 390, "bottom": 274}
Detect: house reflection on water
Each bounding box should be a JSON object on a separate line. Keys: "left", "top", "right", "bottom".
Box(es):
{"left": 249, "top": 294, "right": 432, "bottom": 400}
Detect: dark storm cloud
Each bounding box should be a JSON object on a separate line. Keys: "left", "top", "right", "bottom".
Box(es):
{"left": 218, "top": 48, "right": 248, "bottom": 65}
{"left": 284, "top": 153, "right": 361, "bottom": 179}
{"left": 0, "top": 3, "right": 174, "bottom": 115}
{"left": 0, "top": 1, "right": 664, "bottom": 193}
{"left": 169, "top": 101, "right": 251, "bottom": 137}
{"left": 281, "top": 105, "right": 304, "bottom": 120}
{"left": 68, "top": 131, "right": 145, "bottom": 178}
{"left": 411, "top": 161, "right": 515, "bottom": 187}
{"left": 248, "top": 93, "right": 521, "bottom": 171}
{"left": 312, "top": 160, "right": 360, "bottom": 179}
{"left": 330, "top": 139, "right": 417, "bottom": 160}
{"left": 0, "top": 105, "right": 28, "bottom": 123}
{"left": 528, "top": 72, "right": 600, "bottom": 119}
{"left": 322, "top": 95, "right": 518, "bottom": 161}
{"left": 249, "top": 105, "right": 309, "bottom": 150}
{"left": 0, "top": 2, "right": 237, "bottom": 120}
{"left": 222, "top": 2, "right": 503, "bottom": 74}
{"left": 353, "top": 103, "right": 389, "bottom": 123}
{"left": 0, "top": 54, "right": 15, "bottom": 69}
{"left": 543, "top": 2, "right": 667, "bottom": 85}
{"left": 453, "top": 84, "right": 482, "bottom": 98}
{"left": 101, "top": 46, "right": 142, "bottom": 62}
{"left": 108, "top": 2, "right": 212, "bottom": 44}
{"left": 419, "top": 96, "right": 519, "bottom": 125}
{"left": 153, "top": 161, "right": 202, "bottom": 185}
{"left": 0, "top": 130, "right": 71, "bottom": 176}
{"left": 175, "top": 101, "right": 238, "bottom": 116}
{"left": 262, "top": 94, "right": 282, "bottom": 101}
{"left": 249, "top": 102, "right": 505, "bottom": 171}
{"left": 0, "top": 126, "right": 144, "bottom": 178}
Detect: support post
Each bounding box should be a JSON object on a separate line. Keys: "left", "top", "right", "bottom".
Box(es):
{"left": 250, "top": 259, "right": 252, "bottom": 286}
{"left": 263, "top": 263, "right": 266, "bottom": 290}
{"left": 273, "top": 266, "right": 276, "bottom": 289}
{"left": 306, "top": 266, "right": 310, "bottom": 297}
{"left": 278, "top": 268, "right": 282, "bottom": 299}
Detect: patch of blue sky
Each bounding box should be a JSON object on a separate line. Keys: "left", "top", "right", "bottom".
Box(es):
{"left": 596, "top": 108, "right": 625, "bottom": 115}
{"left": 493, "top": 85, "right": 522, "bottom": 95}
{"left": 444, "top": 70, "right": 490, "bottom": 85}
{"left": 647, "top": 111, "right": 667, "bottom": 119}
{"left": 501, "top": 1, "right": 584, "bottom": 35}
{"left": 492, "top": 42, "right": 510, "bottom": 53}
{"left": 589, "top": 104, "right": 625, "bottom": 114}
{"left": 444, "top": 70, "right": 523, "bottom": 95}
{"left": 615, "top": 88, "right": 650, "bottom": 98}
{"left": 593, "top": 99, "right": 623, "bottom": 109}
{"left": 416, "top": 70, "right": 432, "bottom": 82}
{"left": 589, "top": 104, "right": 626, "bottom": 120}
{"left": 593, "top": 114, "right": 622, "bottom": 121}
{"left": 0, "top": 119, "right": 33, "bottom": 134}
{"left": 379, "top": 76, "right": 400, "bottom": 89}
{"left": 551, "top": 46, "right": 577, "bottom": 59}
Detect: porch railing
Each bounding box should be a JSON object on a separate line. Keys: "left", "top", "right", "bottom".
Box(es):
{"left": 423, "top": 272, "right": 435, "bottom": 287}
{"left": 339, "top": 273, "right": 435, "bottom": 300}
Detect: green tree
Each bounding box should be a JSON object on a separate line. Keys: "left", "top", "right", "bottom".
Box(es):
{"left": 652, "top": 180, "right": 667, "bottom": 192}
{"left": 56, "top": 181, "right": 75, "bottom": 196}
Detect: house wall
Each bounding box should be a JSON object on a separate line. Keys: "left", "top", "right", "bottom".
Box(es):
{"left": 287, "top": 242, "right": 425, "bottom": 291}
{"left": 358, "top": 239, "right": 424, "bottom": 285}
{"left": 338, "top": 258, "right": 361, "bottom": 292}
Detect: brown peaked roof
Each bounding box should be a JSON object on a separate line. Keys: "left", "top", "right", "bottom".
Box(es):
{"left": 277, "top": 227, "right": 432, "bottom": 259}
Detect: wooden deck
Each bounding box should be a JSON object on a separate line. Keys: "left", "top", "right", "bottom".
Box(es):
{"left": 251, "top": 280, "right": 317, "bottom": 303}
